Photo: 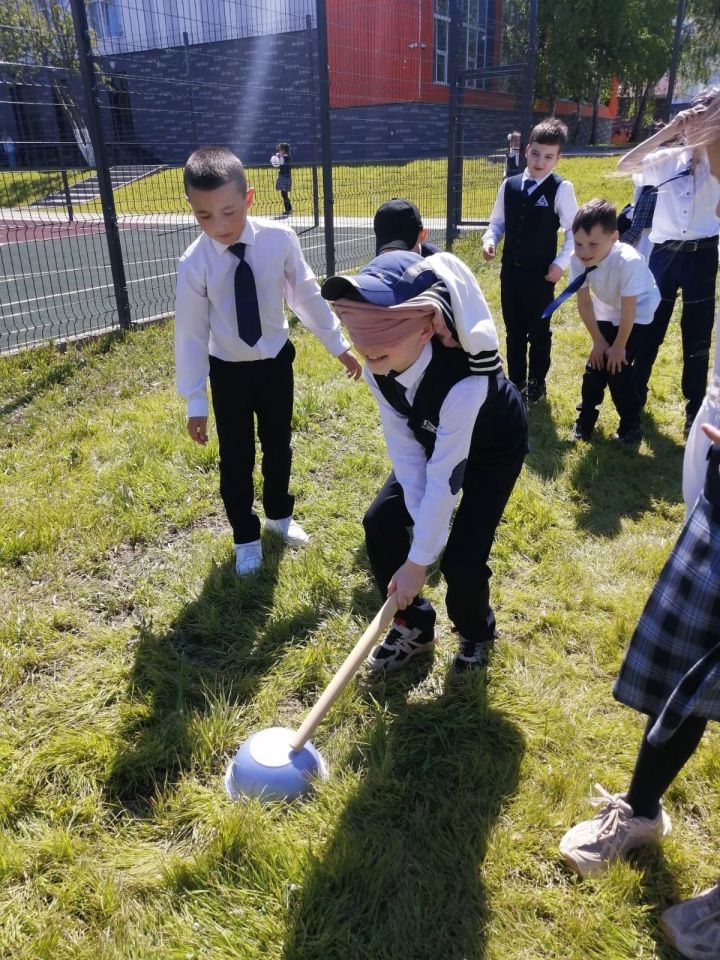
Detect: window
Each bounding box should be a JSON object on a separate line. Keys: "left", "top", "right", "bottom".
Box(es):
{"left": 88, "top": 0, "right": 124, "bottom": 39}
{"left": 434, "top": 0, "right": 489, "bottom": 87}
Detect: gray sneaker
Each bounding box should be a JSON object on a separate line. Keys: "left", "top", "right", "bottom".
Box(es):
{"left": 559, "top": 784, "right": 671, "bottom": 878}
{"left": 452, "top": 635, "right": 493, "bottom": 674}
{"left": 661, "top": 880, "right": 720, "bottom": 959}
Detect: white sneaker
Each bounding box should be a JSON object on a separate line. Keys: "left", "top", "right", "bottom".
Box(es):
{"left": 559, "top": 784, "right": 671, "bottom": 878}
{"left": 234, "top": 539, "right": 262, "bottom": 576}
{"left": 661, "top": 880, "right": 720, "bottom": 959}
{"left": 264, "top": 516, "right": 309, "bottom": 547}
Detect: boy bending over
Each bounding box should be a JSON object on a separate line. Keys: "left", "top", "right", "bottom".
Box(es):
{"left": 322, "top": 248, "right": 528, "bottom": 675}
{"left": 569, "top": 199, "right": 660, "bottom": 444}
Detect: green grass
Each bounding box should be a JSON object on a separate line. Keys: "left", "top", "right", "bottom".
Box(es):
{"left": 1, "top": 158, "right": 718, "bottom": 958}
{"left": 2, "top": 155, "right": 632, "bottom": 222}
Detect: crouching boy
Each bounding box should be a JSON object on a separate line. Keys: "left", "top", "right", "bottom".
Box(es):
{"left": 568, "top": 199, "right": 660, "bottom": 444}
{"left": 322, "top": 250, "right": 528, "bottom": 674}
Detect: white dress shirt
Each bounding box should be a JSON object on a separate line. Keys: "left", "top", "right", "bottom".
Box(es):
{"left": 482, "top": 171, "right": 579, "bottom": 271}
{"left": 640, "top": 148, "right": 720, "bottom": 244}
{"left": 175, "top": 216, "right": 349, "bottom": 417}
{"left": 569, "top": 241, "right": 660, "bottom": 326}
{"left": 365, "top": 341, "right": 489, "bottom": 566}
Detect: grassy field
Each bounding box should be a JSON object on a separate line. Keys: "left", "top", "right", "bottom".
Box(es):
{"left": 1, "top": 159, "right": 718, "bottom": 959}
{"left": 0, "top": 153, "right": 630, "bottom": 222}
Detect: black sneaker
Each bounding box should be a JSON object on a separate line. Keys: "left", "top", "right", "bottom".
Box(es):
{"left": 366, "top": 613, "right": 437, "bottom": 673}
{"left": 452, "top": 636, "right": 493, "bottom": 674}
{"left": 613, "top": 425, "right": 643, "bottom": 445}
{"left": 571, "top": 420, "right": 593, "bottom": 442}
{"left": 524, "top": 379, "right": 546, "bottom": 404}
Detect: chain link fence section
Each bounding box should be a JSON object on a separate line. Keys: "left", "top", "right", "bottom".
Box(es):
{"left": 0, "top": 0, "right": 535, "bottom": 354}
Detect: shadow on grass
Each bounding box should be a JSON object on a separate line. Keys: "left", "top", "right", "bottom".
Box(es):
{"left": 105, "top": 533, "right": 329, "bottom": 812}
{"left": 283, "top": 677, "right": 524, "bottom": 960}
{"left": 632, "top": 845, "right": 686, "bottom": 960}
{"left": 524, "top": 398, "right": 565, "bottom": 481}
{"left": 0, "top": 331, "right": 126, "bottom": 418}
{"left": 567, "top": 415, "right": 685, "bottom": 537}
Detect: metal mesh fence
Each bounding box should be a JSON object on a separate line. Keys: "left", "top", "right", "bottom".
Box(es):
{"left": 0, "top": 0, "right": 531, "bottom": 354}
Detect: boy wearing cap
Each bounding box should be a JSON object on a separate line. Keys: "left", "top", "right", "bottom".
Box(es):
{"left": 322, "top": 250, "right": 528, "bottom": 675}
{"left": 373, "top": 197, "right": 439, "bottom": 257}
{"left": 483, "top": 118, "right": 578, "bottom": 403}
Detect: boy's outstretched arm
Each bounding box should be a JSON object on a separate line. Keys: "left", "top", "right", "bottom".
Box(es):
{"left": 388, "top": 560, "right": 428, "bottom": 610}
{"left": 337, "top": 349, "right": 362, "bottom": 379}
{"left": 605, "top": 295, "right": 636, "bottom": 374}
{"left": 187, "top": 416, "right": 208, "bottom": 445}
{"left": 577, "top": 286, "right": 607, "bottom": 370}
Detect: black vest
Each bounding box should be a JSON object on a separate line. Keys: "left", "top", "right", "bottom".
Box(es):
{"left": 375, "top": 341, "right": 503, "bottom": 463}
{"left": 502, "top": 173, "right": 562, "bottom": 271}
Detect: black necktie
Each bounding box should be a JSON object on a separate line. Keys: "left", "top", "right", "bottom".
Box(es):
{"left": 378, "top": 371, "right": 412, "bottom": 416}
{"left": 523, "top": 178, "right": 536, "bottom": 194}
{"left": 541, "top": 266, "right": 597, "bottom": 320}
{"left": 228, "top": 242, "right": 262, "bottom": 346}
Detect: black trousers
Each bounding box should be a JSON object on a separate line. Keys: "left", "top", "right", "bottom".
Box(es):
{"left": 634, "top": 240, "right": 719, "bottom": 418}
{"left": 500, "top": 264, "right": 556, "bottom": 389}
{"left": 208, "top": 341, "right": 295, "bottom": 544}
{"left": 363, "top": 378, "right": 528, "bottom": 643}
{"left": 576, "top": 321, "right": 644, "bottom": 431}
{"left": 280, "top": 190, "right": 292, "bottom": 213}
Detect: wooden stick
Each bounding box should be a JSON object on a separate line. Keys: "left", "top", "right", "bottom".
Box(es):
{"left": 288, "top": 594, "right": 399, "bottom": 752}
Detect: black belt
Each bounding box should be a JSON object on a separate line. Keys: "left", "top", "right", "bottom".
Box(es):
{"left": 657, "top": 235, "right": 719, "bottom": 253}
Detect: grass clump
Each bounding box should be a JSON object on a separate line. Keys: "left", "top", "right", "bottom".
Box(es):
{"left": 1, "top": 155, "right": 718, "bottom": 959}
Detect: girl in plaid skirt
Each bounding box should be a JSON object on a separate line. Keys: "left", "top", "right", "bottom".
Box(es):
{"left": 272, "top": 142, "right": 293, "bottom": 217}
{"left": 560, "top": 88, "right": 720, "bottom": 960}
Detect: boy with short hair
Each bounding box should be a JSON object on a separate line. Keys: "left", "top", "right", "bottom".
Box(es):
{"left": 321, "top": 248, "right": 528, "bottom": 675}
{"left": 175, "top": 146, "right": 361, "bottom": 576}
{"left": 567, "top": 198, "right": 660, "bottom": 444}
{"left": 483, "top": 118, "right": 579, "bottom": 403}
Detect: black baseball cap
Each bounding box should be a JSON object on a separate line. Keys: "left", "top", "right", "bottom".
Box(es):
{"left": 373, "top": 198, "right": 423, "bottom": 256}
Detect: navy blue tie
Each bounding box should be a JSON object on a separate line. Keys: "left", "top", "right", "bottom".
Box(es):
{"left": 523, "top": 178, "right": 536, "bottom": 194}
{"left": 541, "top": 266, "right": 597, "bottom": 320}
{"left": 228, "top": 242, "right": 262, "bottom": 346}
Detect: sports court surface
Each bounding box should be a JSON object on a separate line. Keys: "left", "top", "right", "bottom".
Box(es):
{"left": 0, "top": 212, "right": 447, "bottom": 353}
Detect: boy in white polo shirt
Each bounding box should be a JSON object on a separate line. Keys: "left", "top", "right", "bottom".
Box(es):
{"left": 568, "top": 199, "right": 660, "bottom": 444}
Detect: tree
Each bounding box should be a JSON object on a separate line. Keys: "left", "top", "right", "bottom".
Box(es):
{"left": 0, "top": 0, "right": 96, "bottom": 164}
{"left": 681, "top": 0, "right": 720, "bottom": 88}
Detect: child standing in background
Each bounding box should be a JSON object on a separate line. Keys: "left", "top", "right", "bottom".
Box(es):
{"left": 483, "top": 118, "right": 578, "bottom": 405}
{"left": 271, "top": 142, "right": 293, "bottom": 217}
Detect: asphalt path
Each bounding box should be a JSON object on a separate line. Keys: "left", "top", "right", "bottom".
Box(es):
{"left": 0, "top": 214, "right": 449, "bottom": 352}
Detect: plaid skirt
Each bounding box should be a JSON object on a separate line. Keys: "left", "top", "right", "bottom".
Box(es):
{"left": 613, "top": 446, "right": 720, "bottom": 745}
{"left": 275, "top": 173, "right": 292, "bottom": 192}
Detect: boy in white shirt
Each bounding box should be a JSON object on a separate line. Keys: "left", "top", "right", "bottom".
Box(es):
{"left": 175, "top": 147, "right": 360, "bottom": 576}
{"left": 618, "top": 99, "right": 720, "bottom": 436}
{"left": 321, "top": 250, "right": 528, "bottom": 675}
{"left": 568, "top": 199, "right": 660, "bottom": 444}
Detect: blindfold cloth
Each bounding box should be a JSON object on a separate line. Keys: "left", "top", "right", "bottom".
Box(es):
{"left": 332, "top": 292, "right": 461, "bottom": 352}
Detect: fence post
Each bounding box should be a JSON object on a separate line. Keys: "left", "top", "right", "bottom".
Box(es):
{"left": 445, "top": 0, "right": 462, "bottom": 250}
{"left": 315, "top": 0, "right": 335, "bottom": 277}
{"left": 61, "top": 169, "right": 74, "bottom": 222}
{"left": 305, "top": 14, "right": 320, "bottom": 229}
{"left": 68, "top": 0, "right": 131, "bottom": 330}
{"left": 183, "top": 31, "right": 199, "bottom": 149}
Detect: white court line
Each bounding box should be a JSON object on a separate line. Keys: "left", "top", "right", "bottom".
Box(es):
{"left": 0, "top": 252, "right": 178, "bottom": 286}
{"left": 0, "top": 270, "right": 177, "bottom": 316}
